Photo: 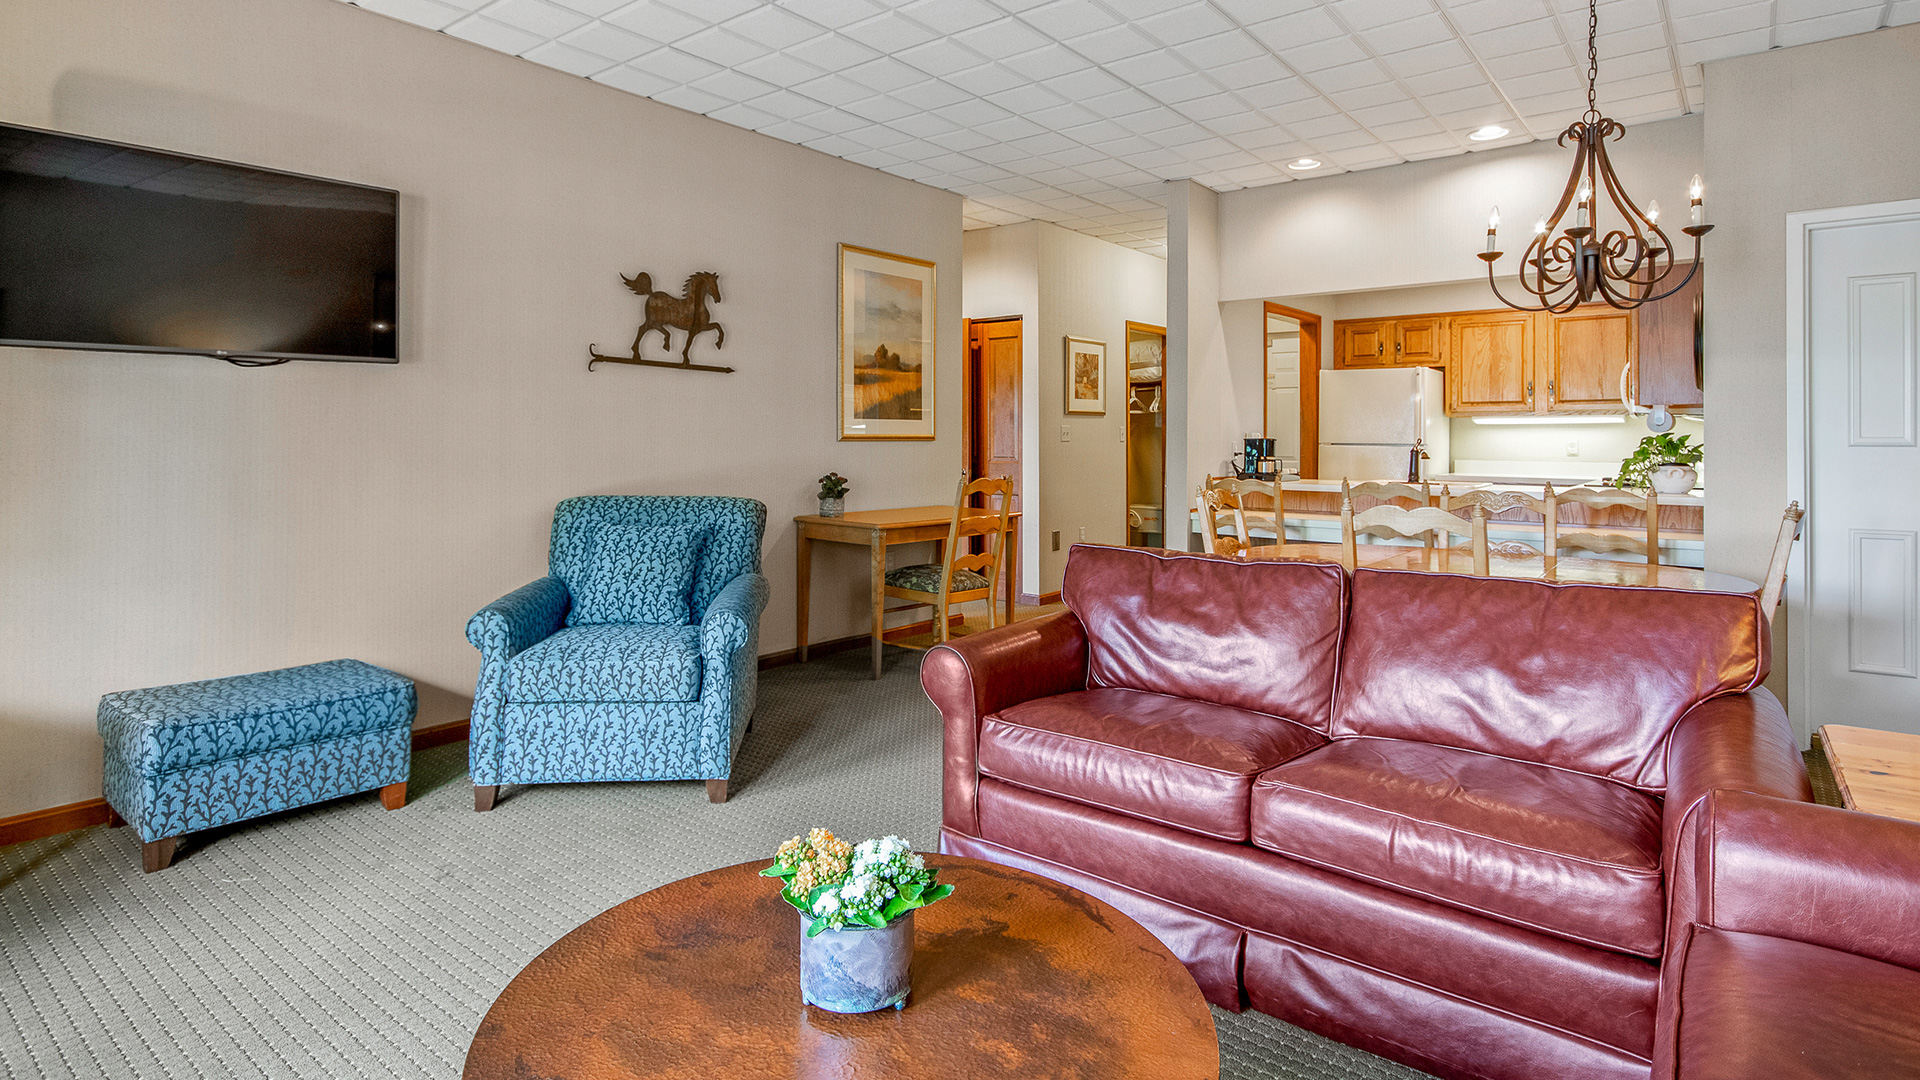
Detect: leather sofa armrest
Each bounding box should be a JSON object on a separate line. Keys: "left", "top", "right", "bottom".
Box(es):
{"left": 922, "top": 610, "right": 1089, "bottom": 837}
{"left": 1693, "top": 788, "right": 1920, "bottom": 970}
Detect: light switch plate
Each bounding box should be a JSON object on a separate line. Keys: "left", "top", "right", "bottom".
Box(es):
{"left": 1565, "top": 440, "right": 1579, "bottom": 457}
{"left": 1060, "top": 424, "right": 1071, "bottom": 442}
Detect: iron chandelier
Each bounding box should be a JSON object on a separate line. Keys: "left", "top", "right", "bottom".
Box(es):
{"left": 1479, "top": 0, "right": 1711, "bottom": 312}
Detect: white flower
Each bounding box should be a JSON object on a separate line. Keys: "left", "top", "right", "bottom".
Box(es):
{"left": 813, "top": 892, "right": 840, "bottom": 917}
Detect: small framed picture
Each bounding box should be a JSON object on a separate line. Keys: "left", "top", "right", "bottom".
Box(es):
{"left": 1064, "top": 336, "right": 1107, "bottom": 415}
{"left": 839, "top": 243, "right": 936, "bottom": 441}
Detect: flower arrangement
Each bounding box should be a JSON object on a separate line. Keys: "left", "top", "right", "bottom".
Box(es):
{"left": 817, "top": 472, "right": 851, "bottom": 500}
{"left": 762, "top": 828, "right": 953, "bottom": 937}
{"left": 1614, "top": 433, "right": 1703, "bottom": 491}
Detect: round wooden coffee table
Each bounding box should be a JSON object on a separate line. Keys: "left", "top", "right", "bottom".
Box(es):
{"left": 463, "top": 854, "right": 1219, "bottom": 1078}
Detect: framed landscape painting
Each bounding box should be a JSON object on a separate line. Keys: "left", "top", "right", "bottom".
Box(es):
{"left": 839, "top": 243, "right": 935, "bottom": 441}
{"left": 1064, "top": 336, "right": 1106, "bottom": 415}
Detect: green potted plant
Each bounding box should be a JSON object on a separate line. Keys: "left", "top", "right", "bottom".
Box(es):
{"left": 1615, "top": 433, "right": 1703, "bottom": 494}
{"left": 762, "top": 828, "right": 954, "bottom": 1013}
{"left": 817, "top": 472, "right": 850, "bottom": 517}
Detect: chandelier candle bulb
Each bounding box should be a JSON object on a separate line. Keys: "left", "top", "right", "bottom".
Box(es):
{"left": 1689, "top": 175, "right": 1706, "bottom": 227}
{"left": 1647, "top": 199, "right": 1660, "bottom": 225}
{"left": 1486, "top": 207, "right": 1499, "bottom": 254}
{"left": 1576, "top": 179, "right": 1591, "bottom": 230}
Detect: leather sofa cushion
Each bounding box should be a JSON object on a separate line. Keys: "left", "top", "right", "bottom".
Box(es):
{"left": 1251, "top": 738, "right": 1666, "bottom": 957}
{"left": 1061, "top": 545, "right": 1346, "bottom": 733}
{"left": 1671, "top": 927, "right": 1920, "bottom": 1079}
{"left": 980, "top": 688, "right": 1326, "bottom": 841}
{"left": 1334, "top": 569, "right": 1767, "bottom": 790}
{"left": 506, "top": 624, "right": 703, "bottom": 703}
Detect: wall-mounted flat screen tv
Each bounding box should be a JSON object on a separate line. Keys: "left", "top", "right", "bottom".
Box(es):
{"left": 0, "top": 122, "right": 397, "bottom": 364}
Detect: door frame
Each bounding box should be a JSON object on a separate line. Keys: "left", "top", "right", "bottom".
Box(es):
{"left": 1784, "top": 197, "right": 1920, "bottom": 736}
{"left": 1263, "top": 302, "right": 1321, "bottom": 478}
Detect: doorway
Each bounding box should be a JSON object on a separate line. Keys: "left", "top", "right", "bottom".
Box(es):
{"left": 965, "top": 316, "right": 1022, "bottom": 598}
{"left": 1788, "top": 198, "right": 1920, "bottom": 741}
{"left": 1125, "top": 321, "right": 1167, "bottom": 546}
{"left": 1264, "top": 302, "right": 1321, "bottom": 479}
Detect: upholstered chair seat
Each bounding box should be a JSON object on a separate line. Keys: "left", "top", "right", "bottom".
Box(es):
{"left": 884, "top": 563, "right": 991, "bottom": 593}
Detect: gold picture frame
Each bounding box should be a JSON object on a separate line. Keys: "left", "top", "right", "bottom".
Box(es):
{"left": 1064, "top": 335, "right": 1107, "bottom": 415}
{"left": 839, "top": 243, "right": 936, "bottom": 441}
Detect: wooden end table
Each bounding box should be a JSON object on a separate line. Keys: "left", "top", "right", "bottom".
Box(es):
{"left": 1820, "top": 724, "right": 1920, "bottom": 823}
{"left": 463, "top": 855, "right": 1218, "bottom": 1079}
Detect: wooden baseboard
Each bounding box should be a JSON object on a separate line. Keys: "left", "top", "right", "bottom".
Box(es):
{"left": 1017, "top": 591, "right": 1062, "bottom": 606}
{"left": 0, "top": 798, "right": 112, "bottom": 849}
{"left": 411, "top": 719, "right": 470, "bottom": 750}
{"left": 759, "top": 614, "right": 963, "bottom": 669}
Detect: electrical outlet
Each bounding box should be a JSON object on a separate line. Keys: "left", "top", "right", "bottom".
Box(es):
{"left": 1060, "top": 424, "right": 1071, "bottom": 442}
{"left": 1051, "top": 530, "right": 1061, "bottom": 551}
{"left": 1565, "top": 439, "right": 1579, "bottom": 457}
{"left": 1079, "top": 527, "right": 1087, "bottom": 541}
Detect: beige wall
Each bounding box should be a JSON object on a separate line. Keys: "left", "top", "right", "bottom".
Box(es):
{"left": 0, "top": 0, "right": 963, "bottom": 818}
{"left": 1704, "top": 22, "right": 1920, "bottom": 726}
{"left": 962, "top": 222, "right": 1166, "bottom": 593}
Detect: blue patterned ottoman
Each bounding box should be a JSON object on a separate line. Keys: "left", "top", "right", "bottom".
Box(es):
{"left": 98, "top": 659, "right": 416, "bottom": 872}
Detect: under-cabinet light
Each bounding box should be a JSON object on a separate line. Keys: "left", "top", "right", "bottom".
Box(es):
{"left": 1470, "top": 416, "right": 1627, "bottom": 426}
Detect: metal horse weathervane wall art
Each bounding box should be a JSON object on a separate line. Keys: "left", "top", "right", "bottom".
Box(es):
{"left": 589, "top": 268, "right": 732, "bottom": 373}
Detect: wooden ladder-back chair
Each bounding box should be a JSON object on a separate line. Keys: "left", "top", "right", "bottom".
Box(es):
{"left": 1556, "top": 486, "right": 1660, "bottom": 567}
{"left": 1447, "top": 485, "right": 1558, "bottom": 559}
{"left": 1342, "top": 481, "right": 1489, "bottom": 575}
{"left": 1213, "top": 477, "right": 1279, "bottom": 548}
{"left": 881, "top": 476, "right": 1013, "bottom": 646}
{"left": 1345, "top": 479, "right": 1437, "bottom": 558}
{"left": 1758, "top": 502, "right": 1805, "bottom": 619}
{"left": 1199, "top": 483, "right": 1251, "bottom": 558}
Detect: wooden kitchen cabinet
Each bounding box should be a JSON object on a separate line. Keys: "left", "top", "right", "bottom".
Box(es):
{"left": 1334, "top": 317, "right": 1448, "bottom": 369}
{"left": 1449, "top": 311, "right": 1536, "bottom": 414}
{"left": 1394, "top": 317, "right": 1445, "bottom": 366}
{"left": 1544, "top": 309, "right": 1635, "bottom": 412}
{"left": 1336, "top": 320, "right": 1392, "bottom": 367}
{"left": 1635, "top": 267, "right": 1704, "bottom": 410}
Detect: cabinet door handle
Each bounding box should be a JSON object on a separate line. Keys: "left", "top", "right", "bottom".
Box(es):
{"left": 1527, "top": 380, "right": 1534, "bottom": 399}
{"left": 1396, "top": 341, "right": 1403, "bottom": 355}
{"left": 1547, "top": 380, "right": 1555, "bottom": 398}
{"left": 1377, "top": 342, "right": 1384, "bottom": 355}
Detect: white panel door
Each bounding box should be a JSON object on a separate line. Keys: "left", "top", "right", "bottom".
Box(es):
{"left": 1808, "top": 215, "right": 1920, "bottom": 734}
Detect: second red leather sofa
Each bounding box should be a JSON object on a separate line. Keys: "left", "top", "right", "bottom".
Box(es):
{"left": 923, "top": 544, "right": 1811, "bottom": 1080}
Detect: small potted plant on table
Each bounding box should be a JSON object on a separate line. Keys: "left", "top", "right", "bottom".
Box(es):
{"left": 1616, "top": 433, "right": 1703, "bottom": 495}
{"left": 762, "top": 828, "right": 953, "bottom": 1013}
{"left": 817, "top": 473, "right": 850, "bottom": 517}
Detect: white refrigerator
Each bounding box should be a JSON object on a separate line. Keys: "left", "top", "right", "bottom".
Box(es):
{"left": 1318, "top": 367, "right": 1450, "bottom": 482}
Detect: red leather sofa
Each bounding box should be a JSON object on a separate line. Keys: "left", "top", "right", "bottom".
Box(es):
{"left": 922, "top": 545, "right": 1811, "bottom": 1080}
{"left": 1655, "top": 788, "right": 1920, "bottom": 1078}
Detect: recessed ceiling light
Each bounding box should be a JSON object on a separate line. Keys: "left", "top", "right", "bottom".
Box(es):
{"left": 1468, "top": 125, "right": 1510, "bottom": 142}
{"left": 1286, "top": 158, "right": 1321, "bottom": 171}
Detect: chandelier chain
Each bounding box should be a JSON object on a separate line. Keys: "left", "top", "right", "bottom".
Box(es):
{"left": 1586, "top": 0, "right": 1599, "bottom": 120}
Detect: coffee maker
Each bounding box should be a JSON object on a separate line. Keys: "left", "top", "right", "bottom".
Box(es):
{"left": 1234, "top": 436, "right": 1278, "bottom": 481}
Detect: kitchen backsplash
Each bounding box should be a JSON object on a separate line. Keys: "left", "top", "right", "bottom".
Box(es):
{"left": 1447, "top": 415, "right": 1705, "bottom": 484}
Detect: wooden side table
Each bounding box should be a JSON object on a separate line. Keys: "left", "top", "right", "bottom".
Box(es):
{"left": 795, "top": 506, "right": 1020, "bottom": 679}
{"left": 1819, "top": 724, "right": 1920, "bottom": 823}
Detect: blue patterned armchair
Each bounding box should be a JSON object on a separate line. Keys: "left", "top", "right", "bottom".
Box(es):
{"left": 466, "top": 496, "right": 769, "bottom": 807}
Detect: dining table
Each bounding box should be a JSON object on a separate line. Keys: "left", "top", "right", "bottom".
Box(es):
{"left": 1237, "top": 541, "right": 1761, "bottom": 593}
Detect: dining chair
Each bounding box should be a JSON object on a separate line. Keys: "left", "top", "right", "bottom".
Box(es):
{"left": 1556, "top": 486, "right": 1660, "bottom": 566}
{"left": 1345, "top": 479, "right": 1438, "bottom": 559}
{"left": 1199, "top": 484, "right": 1250, "bottom": 558}
{"left": 1758, "top": 501, "right": 1805, "bottom": 620}
{"left": 1447, "top": 485, "right": 1558, "bottom": 558}
{"left": 881, "top": 476, "right": 1014, "bottom": 646}
{"left": 1342, "top": 481, "right": 1489, "bottom": 575}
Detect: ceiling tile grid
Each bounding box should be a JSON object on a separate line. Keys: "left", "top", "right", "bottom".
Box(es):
{"left": 342, "top": 0, "right": 1915, "bottom": 256}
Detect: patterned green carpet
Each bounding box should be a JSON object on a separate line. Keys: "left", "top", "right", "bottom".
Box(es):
{"left": 0, "top": 649, "right": 1425, "bottom": 1079}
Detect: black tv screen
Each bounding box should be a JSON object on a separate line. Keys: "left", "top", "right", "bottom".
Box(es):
{"left": 0, "top": 123, "right": 397, "bottom": 363}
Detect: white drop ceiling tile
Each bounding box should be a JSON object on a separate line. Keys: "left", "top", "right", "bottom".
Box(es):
{"left": 756, "top": 117, "right": 831, "bottom": 142}
{"left": 1021, "top": 0, "right": 1122, "bottom": 38}
{"left": 1329, "top": 0, "right": 1432, "bottom": 31}
{"left": 953, "top": 17, "right": 1053, "bottom": 58}
{"left": 1308, "top": 58, "right": 1391, "bottom": 93}
{"left": 560, "top": 20, "right": 659, "bottom": 60}
{"left": 893, "top": 38, "right": 988, "bottom": 75}
{"left": 929, "top": 97, "right": 1009, "bottom": 125}
{"left": 675, "top": 26, "right": 772, "bottom": 66}
{"left": 706, "top": 101, "right": 781, "bottom": 130}
{"left": 1226, "top": 125, "right": 1297, "bottom": 150}
{"left": 1472, "top": 19, "right": 1568, "bottom": 60}
{"left": 1010, "top": 131, "right": 1083, "bottom": 157}
{"left": 734, "top": 50, "right": 827, "bottom": 86}
{"left": 896, "top": 0, "right": 1001, "bottom": 33}
{"left": 1026, "top": 101, "right": 1102, "bottom": 129}
{"left": 802, "top": 132, "right": 866, "bottom": 156}
{"left": 1081, "top": 87, "right": 1160, "bottom": 117}
{"left": 1278, "top": 36, "right": 1372, "bottom": 74}
{"left": 749, "top": 88, "right": 830, "bottom": 120}
{"left": 1085, "top": 133, "right": 1161, "bottom": 157}
{"left": 591, "top": 61, "right": 678, "bottom": 95}
{"left": 690, "top": 68, "right": 779, "bottom": 101}
{"left": 1672, "top": 3, "right": 1772, "bottom": 39}
{"left": 479, "top": 0, "right": 591, "bottom": 36}
{"left": 1886, "top": 0, "right": 1920, "bottom": 24}
{"left": 1208, "top": 54, "right": 1293, "bottom": 91}
{"left": 1774, "top": 0, "right": 1875, "bottom": 19}
{"left": 1236, "top": 77, "right": 1318, "bottom": 110}
{"left": 1445, "top": 0, "right": 1547, "bottom": 35}
{"left": 522, "top": 39, "right": 617, "bottom": 74}
{"left": 1373, "top": 117, "right": 1444, "bottom": 142}
{"left": 351, "top": 0, "right": 467, "bottom": 29}
{"left": 1115, "top": 107, "right": 1192, "bottom": 135}
{"left": 840, "top": 122, "right": 916, "bottom": 149}
{"left": 891, "top": 79, "right": 972, "bottom": 109}
{"left": 1202, "top": 111, "right": 1274, "bottom": 136}
{"left": 1361, "top": 14, "right": 1454, "bottom": 54}
{"left": 983, "top": 81, "right": 1070, "bottom": 114}
{"left": 445, "top": 14, "right": 548, "bottom": 52}
{"left": 1063, "top": 23, "right": 1162, "bottom": 63}
{"left": 785, "top": 32, "right": 881, "bottom": 71}
{"left": 1349, "top": 99, "right": 1426, "bottom": 127}
{"left": 1502, "top": 67, "right": 1584, "bottom": 100}
{"left": 1002, "top": 43, "right": 1095, "bottom": 80}
{"left": 1040, "top": 66, "right": 1128, "bottom": 99}
{"left": 1422, "top": 84, "right": 1502, "bottom": 115}
{"left": 955, "top": 162, "right": 1016, "bottom": 182}
{"left": 630, "top": 45, "right": 722, "bottom": 82}
{"left": 1169, "top": 29, "right": 1268, "bottom": 69}
{"left": 841, "top": 93, "right": 921, "bottom": 122}
{"left": 1286, "top": 113, "right": 1360, "bottom": 140}
{"left": 1382, "top": 39, "right": 1473, "bottom": 78}
{"left": 1596, "top": 23, "right": 1671, "bottom": 58}
{"left": 1328, "top": 81, "right": 1410, "bottom": 112}
{"left": 1140, "top": 71, "right": 1223, "bottom": 105}
{"left": 1173, "top": 95, "right": 1249, "bottom": 123}
{"left": 841, "top": 55, "right": 924, "bottom": 91}
{"left": 723, "top": 7, "right": 821, "bottom": 48}
{"left": 778, "top": 0, "right": 887, "bottom": 31}
{"left": 602, "top": 0, "right": 707, "bottom": 42}
{"left": 790, "top": 72, "right": 871, "bottom": 105}
{"left": 843, "top": 11, "right": 942, "bottom": 52}
{"left": 1776, "top": 8, "right": 1884, "bottom": 45}
{"left": 1487, "top": 45, "right": 1578, "bottom": 81}
{"left": 927, "top": 127, "right": 1001, "bottom": 152}
{"left": 1673, "top": 27, "right": 1770, "bottom": 64}
{"left": 1262, "top": 96, "right": 1340, "bottom": 124}
{"left": 549, "top": 0, "right": 628, "bottom": 15}
{"left": 975, "top": 114, "right": 1050, "bottom": 140}
{"left": 1402, "top": 63, "right": 1487, "bottom": 97}
{"left": 652, "top": 84, "right": 733, "bottom": 114}
{"left": 1134, "top": 2, "right": 1235, "bottom": 46}
{"left": 655, "top": 0, "right": 754, "bottom": 19}
{"left": 944, "top": 62, "right": 1030, "bottom": 95}
{"left": 1103, "top": 49, "right": 1192, "bottom": 84}
{"left": 1244, "top": 7, "right": 1345, "bottom": 50}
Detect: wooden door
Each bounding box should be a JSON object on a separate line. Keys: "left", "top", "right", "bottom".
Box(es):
{"left": 968, "top": 317, "right": 1022, "bottom": 500}
{"left": 1546, "top": 310, "right": 1634, "bottom": 411}
{"left": 1336, "top": 320, "right": 1391, "bottom": 367}
{"left": 1449, "top": 312, "right": 1536, "bottom": 414}
{"left": 1395, "top": 317, "right": 1445, "bottom": 367}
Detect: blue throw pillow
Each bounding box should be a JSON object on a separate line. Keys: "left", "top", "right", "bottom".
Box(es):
{"left": 566, "top": 525, "right": 704, "bottom": 626}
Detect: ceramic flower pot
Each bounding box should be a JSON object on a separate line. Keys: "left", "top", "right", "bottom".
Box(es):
{"left": 1649, "top": 464, "right": 1698, "bottom": 495}
{"left": 818, "top": 496, "right": 844, "bottom": 517}
{"left": 799, "top": 909, "right": 912, "bottom": 1013}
